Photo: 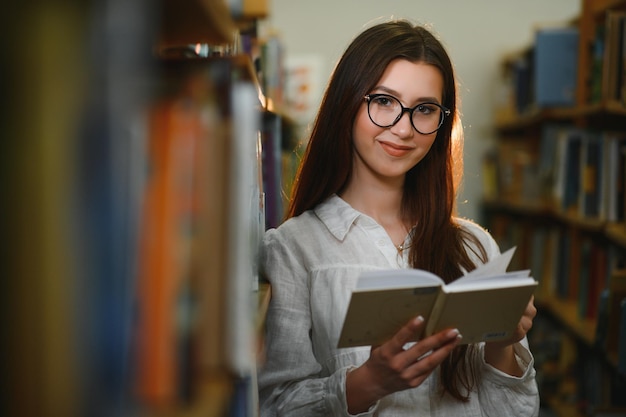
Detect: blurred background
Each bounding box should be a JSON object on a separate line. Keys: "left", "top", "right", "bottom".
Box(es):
{"left": 2, "top": 1, "right": 626, "bottom": 417}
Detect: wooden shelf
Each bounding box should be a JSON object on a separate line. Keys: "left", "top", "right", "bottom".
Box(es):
{"left": 536, "top": 294, "right": 598, "bottom": 346}
{"left": 495, "top": 100, "right": 626, "bottom": 133}
{"left": 233, "top": 0, "right": 269, "bottom": 21}
{"left": 590, "top": 0, "right": 626, "bottom": 15}
{"left": 158, "top": 0, "right": 237, "bottom": 48}
{"left": 606, "top": 223, "right": 626, "bottom": 247}
{"left": 157, "top": 0, "right": 270, "bottom": 48}
{"left": 483, "top": 199, "right": 625, "bottom": 244}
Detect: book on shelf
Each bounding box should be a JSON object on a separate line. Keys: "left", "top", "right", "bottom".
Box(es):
{"left": 511, "top": 49, "right": 534, "bottom": 115}
{"left": 621, "top": 11, "right": 626, "bottom": 105}
{"left": 538, "top": 124, "right": 563, "bottom": 206}
{"left": 533, "top": 26, "right": 579, "bottom": 108}
{"left": 601, "top": 133, "right": 625, "bottom": 222}
{"left": 600, "top": 11, "right": 626, "bottom": 103}
{"left": 554, "top": 228, "right": 573, "bottom": 300}
{"left": 135, "top": 87, "right": 206, "bottom": 405}
{"left": 580, "top": 131, "right": 603, "bottom": 218}
{"left": 546, "top": 127, "right": 626, "bottom": 221}
{"left": 619, "top": 298, "right": 626, "bottom": 375}
{"left": 262, "top": 111, "right": 284, "bottom": 229}
{"left": 578, "top": 239, "right": 593, "bottom": 319}
{"left": 606, "top": 269, "right": 626, "bottom": 358}
{"left": 618, "top": 139, "right": 626, "bottom": 222}
{"left": 226, "top": 81, "right": 263, "bottom": 375}
{"left": 590, "top": 21, "right": 606, "bottom": 103}
{"left": 586, "top": 243, "right": 610, "bottom": 321}
{"left": 337, "top": 247, "right": 537, "bottom": 348}
{"left": 561, "top": 130, "right": 584, "bottom": 214}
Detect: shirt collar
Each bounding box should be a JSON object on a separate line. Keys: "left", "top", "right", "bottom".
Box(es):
{"left": 313, "top": 194, "right": 361, "bottom": 242}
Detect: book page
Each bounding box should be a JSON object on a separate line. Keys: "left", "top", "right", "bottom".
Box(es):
{"left": 446, "top": 271, "right": 533, "bottom": 292}
{"left": 459, "top": 246, "right": 517, "bottom": 281}
{"left": 356, "top": 268, "right": 444, "bottom": 291}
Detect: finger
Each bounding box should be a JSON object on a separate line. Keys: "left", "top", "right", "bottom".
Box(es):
{"left": 526, "top": 300, "right": 537, "bottom": 318}
{"left": 405, "top": 330, "right": 461, "bottom": 376}
{"left": 404, "top": 328, "right": 461, "bottom": 365}
{"left": 386, "top": 316, "right": 426, "bottom": 353}
{"left": 524, "top": 296, "right": 536, "bottom": 314}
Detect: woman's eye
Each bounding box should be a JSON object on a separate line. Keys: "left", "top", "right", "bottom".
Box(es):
{"left": 416, "top": 104, "right": 434, "bottom": 115}
{"left": 374, "top": 97, "right": 393, "bottom": 106}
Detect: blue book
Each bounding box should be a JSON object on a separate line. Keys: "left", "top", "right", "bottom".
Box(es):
{"left": 534, "top": 27, "right": 579, "bottom": 107}
{"left": 617, "top": 298, "right": 626, "bottom": 375}
{"left": 562, "top": 131, "right": 583, "bottom": 213}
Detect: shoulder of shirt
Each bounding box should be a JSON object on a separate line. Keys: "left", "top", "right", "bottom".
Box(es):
{"left": 264, "top": 195, "right": 355, "bottom": 245}
{"left": 453, "top": 216, "right": 500, "bottom": 259}
{"left": 263, "top": 209, "right": 319, "bottom": 244}
{"left": 454, "top": 216, "right": 487, "bottom": 235}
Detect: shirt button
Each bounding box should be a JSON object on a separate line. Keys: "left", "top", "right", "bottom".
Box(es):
{"left": 377, "top": 239, "right": 385, "bottom": 246}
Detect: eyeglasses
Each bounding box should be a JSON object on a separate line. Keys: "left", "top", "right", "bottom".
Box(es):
{"left": 364, "top": 93, "right": 451, "bottom": 135}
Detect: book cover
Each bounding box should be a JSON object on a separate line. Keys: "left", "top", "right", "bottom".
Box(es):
{"left": 561, "top": 131, "right": 584, "bottom": 215}
{"left": 586, "top": 243, "right": 609, "bottom": 321}
{"left": 578, "top": 239, "right": 593, "bottom": 319}
{"left": 262, "top": 111, "right": 284, "bottom": 229}
{"left": 606, "top": 270, "right": 626, "bottom": 357}
{"left": 533, "top": 26, "right": 579, "bottom": 107}
{"left": 511, "top": 51, "right": 534, "bottom": 115}
{"left": 618, "top": 298, "right": 626, "bottom": 375}
{"left": 600, "top": 133, "right": 620, "bottom": 222}
{"left": 601, "top": 11, "right": 626, "bottom": 101}
{"left": 580, "top": 132, "right": 603, "bottom": 218}
{"left": 337, "top": 248, "right": 537, "bottom": 348}
{"left": 590, "top": 22, "right": 606, "bottom": 103}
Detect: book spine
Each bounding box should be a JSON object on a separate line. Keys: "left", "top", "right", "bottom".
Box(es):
{"left": 424, "top": 292, "right": 447, "bottom": 337}
{"left": 618, "top": 298, "right": 626, "bottom": 375}
{"left": 226, "top": 81, "right": 261, "bottom": 375}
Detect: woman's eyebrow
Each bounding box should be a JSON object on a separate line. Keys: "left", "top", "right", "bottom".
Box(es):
{"left": 371, "top": 86, "right": 441, "bottom": 104}
{"left": 372, "top": 85, "right": 402, "bottom": 97}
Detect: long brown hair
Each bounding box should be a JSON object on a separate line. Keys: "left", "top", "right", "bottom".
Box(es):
{"left": 286, "top": 20, "right": 487, "bottom": 401}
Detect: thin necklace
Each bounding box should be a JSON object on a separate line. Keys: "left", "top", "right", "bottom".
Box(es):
{"left": 396, "top": 242, "right": 413, "bottom": 253}
{"left": 396, "top": 227, "right": 415, "bottom": 253}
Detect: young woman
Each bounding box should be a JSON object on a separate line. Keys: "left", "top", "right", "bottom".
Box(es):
{"left": 258, "top": 20, "right": 539, "bottom": 416}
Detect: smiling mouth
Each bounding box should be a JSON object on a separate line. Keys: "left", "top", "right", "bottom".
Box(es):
{"left": 378, "top": 141, "right": 414, "bottom": 157}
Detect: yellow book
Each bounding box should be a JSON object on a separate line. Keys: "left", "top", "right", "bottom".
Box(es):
{"left": 338, "top": 248, "right": 537, "bottom": 348}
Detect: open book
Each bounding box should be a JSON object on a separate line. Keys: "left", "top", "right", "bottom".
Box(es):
{"left": 337, "top": 247, "right": 537, "bottom": 348}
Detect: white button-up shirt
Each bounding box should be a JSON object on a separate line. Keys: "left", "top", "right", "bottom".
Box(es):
{"left": 258, "top": 195, "right": 539, "bottom": 416}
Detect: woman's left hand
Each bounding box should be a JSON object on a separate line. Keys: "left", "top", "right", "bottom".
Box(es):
{"left": 484, "top": 295, "right": 536, "bottom": 376}
{"left": 504, "top": 295, "right": 537, "bottom": 345}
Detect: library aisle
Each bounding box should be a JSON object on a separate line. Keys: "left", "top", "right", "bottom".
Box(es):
{"left": 483, "top": 0, "right": 626, "bottom": 416}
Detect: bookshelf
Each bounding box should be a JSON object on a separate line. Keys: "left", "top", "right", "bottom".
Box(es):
{"left": 2, "top": 1, "right": 278, "bottom": 417}
{"left": 484, "top": 0, "right": 626, "bottom": 415}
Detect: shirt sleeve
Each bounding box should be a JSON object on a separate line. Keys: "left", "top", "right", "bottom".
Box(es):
{"left": 258, "top": 228, "right": 376, "bottom": 417}
{"left": 460, "top": 218, "right": 540, "bottom": 416}
{"left": 476, "top": 338, "right": 540, "bottom": 417}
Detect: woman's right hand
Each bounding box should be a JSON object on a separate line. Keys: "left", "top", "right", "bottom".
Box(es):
{"left": 345, "top": 316, "right": 462, "bottom": 414}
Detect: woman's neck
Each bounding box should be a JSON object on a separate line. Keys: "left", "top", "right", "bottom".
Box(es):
{"left": 339, "top": 181, "right": 409, "bottom": 245}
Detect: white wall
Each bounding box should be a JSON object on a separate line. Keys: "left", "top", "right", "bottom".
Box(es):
{"left": 262, "top": 0, "right": 580, "bottom": 222}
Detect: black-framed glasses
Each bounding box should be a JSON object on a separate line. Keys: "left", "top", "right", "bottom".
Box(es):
{"left": 364, "top": 93, "right": 451, "bottom": 135}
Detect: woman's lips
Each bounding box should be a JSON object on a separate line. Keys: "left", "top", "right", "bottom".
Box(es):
{"left": 378, "top": 141, "right": 413, "bottom": 157}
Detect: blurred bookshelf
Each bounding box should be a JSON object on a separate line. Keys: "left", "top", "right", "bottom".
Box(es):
{"left": 483, "top": 0, "right": 626, "bottom": 415}
{"left": 1, "top": 1, "right": 292, "bottom": 417}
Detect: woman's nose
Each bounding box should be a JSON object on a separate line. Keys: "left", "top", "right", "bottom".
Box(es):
{"left": 390, "top": 110, "right": 414, "bottom": 138}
